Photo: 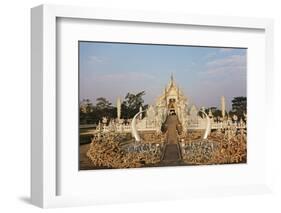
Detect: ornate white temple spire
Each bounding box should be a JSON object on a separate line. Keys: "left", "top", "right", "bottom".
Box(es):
{"left": 117, "top": 97, "right": 121, "bottom": 120}
{"left": 170, "top": 72, "right": 174, "bottom": 86}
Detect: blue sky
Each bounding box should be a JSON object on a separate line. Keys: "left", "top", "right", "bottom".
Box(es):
{"left": 79, "top": 42, "right": 246, "bottom": 110}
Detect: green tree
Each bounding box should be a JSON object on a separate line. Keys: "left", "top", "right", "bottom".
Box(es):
{"left": 231, "top": 96, "right": 247, "bottom": 119}
{"left": 96, "top": 97, "right": 112, "bottom": 110}
{"left": 206, "top": 107, "right": 222, "bottom": 118}
{"left": 122, "top": 91, "right": 147, "bottom": 118}
{"left": 81, "top": 99, "right": 93, "bottom": 113}
{"left": 93, "top": 97, "right": 116, "bottom": 123}
{"left": 80, "top": 99, "right": 94, "bottom": 124}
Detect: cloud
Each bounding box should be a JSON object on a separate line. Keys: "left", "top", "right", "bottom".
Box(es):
{"left": 204, "top": 51, "right": 217, "bottom": 59}
{"left": 88, "top": 55, "right": 104, "bottom": 63}
{"left": 95, "top": 72, "right": 156, "bottom": 82}
{"left": 205, "top": 54, "right": 246, "bottom": 75}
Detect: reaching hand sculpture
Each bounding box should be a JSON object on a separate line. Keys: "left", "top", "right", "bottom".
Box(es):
{"left": 131, "top": 110, "right": 146, "bottom": 142}
{"left": 199, "top": 109, "right": 211, "bottom": 139}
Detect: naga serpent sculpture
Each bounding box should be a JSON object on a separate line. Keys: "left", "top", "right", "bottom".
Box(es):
{"left": 131, "top": 109, "right": 211, "bottom": 142}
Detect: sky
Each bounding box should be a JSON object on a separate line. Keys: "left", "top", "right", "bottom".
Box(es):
{"left": 79, "top": 42, "right": 246, "bottom": 110}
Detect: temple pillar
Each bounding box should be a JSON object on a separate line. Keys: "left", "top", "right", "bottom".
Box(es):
{"left": 221, "top": 96, "right": 226, "bottom": 118}
{"left": 117, "top": 97, "right": 121, "bottom": 120}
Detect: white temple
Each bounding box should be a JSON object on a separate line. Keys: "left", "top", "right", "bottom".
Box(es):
{"left": 95, "top": 74, "right": 246, "bottom": 134}
{"left": 135, "top": 74, "right": 189, "bottom": 132}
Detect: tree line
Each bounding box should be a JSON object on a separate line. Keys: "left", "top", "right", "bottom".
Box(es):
{"left": 80, "top": 91, "right": 148, "bottom": 124}
{"left": 204, "top": 96, "right": 247, "bottom": 121}
{"left": 80, "top": 92, "right": 247, "bottom": 124}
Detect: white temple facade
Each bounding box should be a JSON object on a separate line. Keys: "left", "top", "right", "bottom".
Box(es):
{"left": 135, "top": 74, "right": 189, "bottom": 132}
{"left": 95, "top": 74, "right": 246, "bottom": 134}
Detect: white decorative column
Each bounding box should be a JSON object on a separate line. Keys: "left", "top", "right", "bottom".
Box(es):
{"left": 139, "top": 105, "right": 143, "bottom": 119}
{"left": 221, "top": 96, "right": 226, "bottom": 118}
{"left": 117, "top": 97, "right": 121, "bottom": 120}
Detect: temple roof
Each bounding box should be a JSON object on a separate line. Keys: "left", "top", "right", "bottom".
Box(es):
{"left": 156, "top": 74, "right": 188, "bottom": 105}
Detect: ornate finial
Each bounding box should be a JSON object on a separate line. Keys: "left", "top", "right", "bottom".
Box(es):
{"left": 170, "top": 72, "right": 175, "bottom": 86}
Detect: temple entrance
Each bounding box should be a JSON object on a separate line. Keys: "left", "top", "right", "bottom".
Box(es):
{"left": 168, "top": 98, "right": 176, "bottom": 115}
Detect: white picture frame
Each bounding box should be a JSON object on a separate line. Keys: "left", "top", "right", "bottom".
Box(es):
{"left": 31, "top": 4, "right": 274, "bottom": 208}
